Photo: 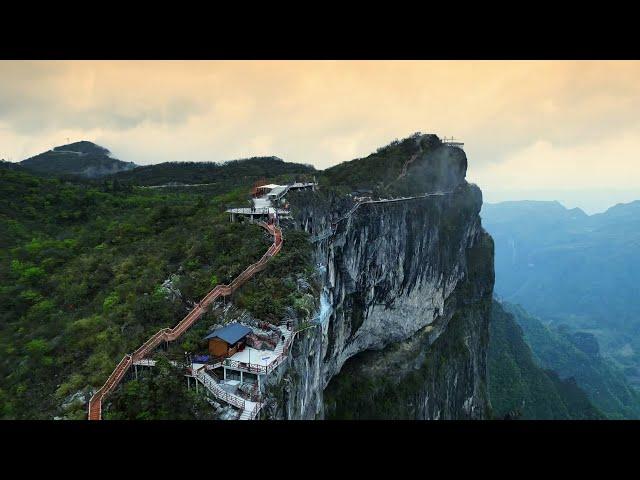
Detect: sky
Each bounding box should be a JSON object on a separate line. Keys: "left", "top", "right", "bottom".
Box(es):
{"left": 1, "top": 60, "right": 639, "bottom": 213}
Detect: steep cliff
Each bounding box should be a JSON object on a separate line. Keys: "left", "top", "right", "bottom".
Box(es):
{"left": 263, "top": 134, "right": 495, "bottom": 419}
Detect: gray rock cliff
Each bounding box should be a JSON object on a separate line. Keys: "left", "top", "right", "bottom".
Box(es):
{"left": 264, "top": 134, "right": 494, "bottom": 419}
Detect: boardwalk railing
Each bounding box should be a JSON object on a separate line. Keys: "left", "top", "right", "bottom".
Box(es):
{"left": 88, "top": 221, "right": 282, "bottom": 420}
{"left": 87, "top": 354, "right": 132, "bottom": 420}
{"left": 194, "top": 368, "right": 246, "bottom": 410}
{"left": 244, "top": 401, "right": 262, "bottom": 420}
{"left": 311, "top": 190, "right": 452, "bottom": 243}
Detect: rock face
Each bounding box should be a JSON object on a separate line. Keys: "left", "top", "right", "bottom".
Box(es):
{"left": 265, "top": 134, "right": 495, "bottom": 419}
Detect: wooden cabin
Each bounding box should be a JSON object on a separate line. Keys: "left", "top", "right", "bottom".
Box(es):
{"left": 251, "top": 178, "right": 268, "bottom": 197}
{"left": 204, "top": 324, "right": 252, "bottom": 358}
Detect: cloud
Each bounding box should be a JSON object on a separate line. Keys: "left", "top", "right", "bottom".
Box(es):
{"left": 1, "top": 60, "right": 640, "bottom": 209}
{"left": 0, "top": 61, "right": 210, "bottom": 135}
{"left": 469, "top": 125, "right": 640, "bottom": 190}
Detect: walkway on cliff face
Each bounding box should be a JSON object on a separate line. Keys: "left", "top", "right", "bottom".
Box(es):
{"left": 310, "top": 190, "right": 453, "bottom": 243}
{"left": 87, "top": 222, "right": 283, "bottom": 420}
{"left": 87, "top": 181, "right": 455, "bottom": 420}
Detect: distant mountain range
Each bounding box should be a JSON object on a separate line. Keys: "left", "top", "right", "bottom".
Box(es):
{"left": 19, "top": 141, "right": 137, "bottom": 178}
{"left": 488, "top": 300, "right": 604, "bottom": 419}
{"left": 489, "top": 302, "right": 640, "bottom": 419}
{"left": 482, "top": 199, "right": 640, "bottom": 389}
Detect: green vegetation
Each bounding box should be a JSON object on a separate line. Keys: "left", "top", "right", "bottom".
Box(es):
{"left": 488, "top": 300, "right": 604, "bottom": 419}
{"left": 502, "top": 302, "right": 640, "bottom": 419}
{"left": 482, "top": 199, "right": 640, "bottom": 388}
{"left": 320, "top": 135, "right": 421, "bottom": 194}
{"left": 235, "top": 229, "right": 317, "bottom": 322}
{"left": 111, "top": 156, "right": 316, "bottom": 187}
{"left": 319, "top": 133, "right": 466, "bottom": 198}
{"left": 323, "top": 353, "right": 445, "bottom": 420}
{"left": 0, "top": 164, "right": 313, "bottom": 419}
{"left": 104, "top": 357, "right": 214, "bottom": 420}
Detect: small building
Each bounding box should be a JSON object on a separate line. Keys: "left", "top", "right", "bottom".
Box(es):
{"left": 254, "top": 183, "right": 281, "bottom": 197}
{"left": 204, "top": 324, "right": 252, "bottom": 358}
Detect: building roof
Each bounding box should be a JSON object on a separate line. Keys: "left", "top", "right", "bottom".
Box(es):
{"left": 260, "top": 184, "right": 281, "bottom": 190}
{"left": 204, "top": 323, "right": 252, "bottom": 344}
{"left": 267, "top": 185, "right": 289, "bottom": 198}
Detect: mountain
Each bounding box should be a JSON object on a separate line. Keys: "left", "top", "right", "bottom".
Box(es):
{"left": 111, "top": 156, "right": 317, "bottom": 187}
{"left": 481, "top": 199, "right": 640, "bottom": 388}
{"left": 0, "top": 160, "right": 30, "bottom": 173}
{"left": 0, "top": 164, "right": 314, "bottom": 419}
{"left": 2, "top": 133, "right": 515, "bottom": 420}
{"left": 19, "top": 141, "right": 137, "bottom": 178}
{"left": 321, "top": 132, "right": 466, "bottom": 197}
{"left": 488, "top": 300, "right": 603, "bottom": 419}
{"left": 292, "top": 133, "right": 494, "bottom": 419}
{"left": 502, "top": 302, "right": 640, "bottom": 419}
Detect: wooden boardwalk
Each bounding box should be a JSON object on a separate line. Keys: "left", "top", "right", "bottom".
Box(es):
{"left": 87, "top": 222, "right": 283, "bottom": 420}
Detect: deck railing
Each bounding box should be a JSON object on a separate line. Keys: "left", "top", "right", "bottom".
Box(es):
{"left": 87, "top": 222, "right": 282, "bottom": 420}
{"left": 194, "top": 369, "right": 246, "bottom": 410}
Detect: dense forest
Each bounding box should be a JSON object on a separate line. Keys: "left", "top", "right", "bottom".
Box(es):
{"left": 0, "top": 162, "right": 314, "bottom": 419}
{"left": 488, "top": 300, "right": 603, "bottom": 419}
{"left": 319, "top": 133, "right": 466, "bottom": 198}
{"left": 482, "top": 200, "right": 640, "bottom": 388}
{"left": 105, "top": 357, "right": 215, "bottom": 420}
{"left": 501, "top": 302, "right": 640, "bottom": 419}
{"left": 111, "top": 156, "right": 317, "bottom": 187}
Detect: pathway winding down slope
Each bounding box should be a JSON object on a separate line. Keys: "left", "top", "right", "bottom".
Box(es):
{"left": 87, "top": 222, "right": 283, "bottom": 420}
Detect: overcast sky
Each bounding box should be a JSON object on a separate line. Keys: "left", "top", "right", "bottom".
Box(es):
{"left": 1, "top": 60, "right": 639, "bottom": 213}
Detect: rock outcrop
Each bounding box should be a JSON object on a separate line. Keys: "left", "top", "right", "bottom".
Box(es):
{"left": 263, "top": 134, "right": 495, "bottom": 419}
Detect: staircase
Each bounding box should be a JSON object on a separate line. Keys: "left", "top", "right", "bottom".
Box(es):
{"left": 239, "top": 400, "right": 262, "bottom": 420}
{"left": 239, "top": 407, "right": 254, "bottom": 420}
{"left": 194, "top": 367, "right": 263, "bottom": 420}
{"left": 274, "top": 326, "right": 290, "bottom": 356}
{"left": 193, "top": 368, "right": 246, "bottom": 410}
{"left": 87, "top": 222, "right": 282, "bottom": 420}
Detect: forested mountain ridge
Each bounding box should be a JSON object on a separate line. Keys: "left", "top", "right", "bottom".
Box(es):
{"left": 488, "top": 300, "right": 603, "bottom": 419}
{"left": 4, "top": 134, "right": 630, "bottom": 421}
{"left": 16, "top": 141, "right": 317, "bottom": 187}
{"left": 320, "top": 133, "right": 466, "bottom": 197}
{"left": 482, "top": 199, "right": 640, "bottom": 389}
{"left": 111, "top": 156, "right": 317, "bottom": 187}
{"left": 0, "top": 166, "right": 314, "bottom": 419}
{"left": 502, "top": 302, "right": 640, "bottom": 419}
{"left": 19, "top": 141, "right": 137, "bottom": 178}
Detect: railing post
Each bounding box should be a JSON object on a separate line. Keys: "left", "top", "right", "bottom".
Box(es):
{"left": 89, "top": 223, "right": 282, "bottom": 420}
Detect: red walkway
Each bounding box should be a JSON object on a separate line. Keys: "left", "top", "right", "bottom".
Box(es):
{"left": 88, "top": 222, "right": 283, "bottom": 420}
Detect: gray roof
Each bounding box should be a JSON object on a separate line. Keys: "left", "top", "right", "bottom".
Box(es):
{"left": 204, "top": 324, "right": 252, "bottom": 345}
{"left": 267, "top": 185, "right": 288, "bottom": 198}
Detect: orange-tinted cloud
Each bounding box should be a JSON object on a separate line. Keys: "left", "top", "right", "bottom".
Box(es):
{"left": 1, "top": 60, "right": 639, "bottom": 209}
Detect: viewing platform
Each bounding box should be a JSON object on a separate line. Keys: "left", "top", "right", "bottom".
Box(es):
{"left": 182, "top": 322, "right": 295, "bottom": 419}
{"left": 226, "top": 180, "right": 316, "bottom": 223}
{"left": 442, "top": 136, "right": 464, "bottom": 150}
{"left": 226, "top": 207, "right": 289, "bottom": 222}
